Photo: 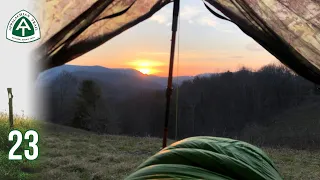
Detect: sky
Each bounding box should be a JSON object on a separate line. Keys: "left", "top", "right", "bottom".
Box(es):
{"left": 68, "top": 0, "right": 278, "bottom": 77}
{"left": 0, "top": 0, "right": 279, "bottom": 117}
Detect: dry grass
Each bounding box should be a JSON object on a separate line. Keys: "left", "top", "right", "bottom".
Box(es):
{"left": 1, "top": 118, "right": 320, "bottom": 179}
{"left": 36, "top": 124, "right": 172, "bottom": 180}
{"left": 36, "top": 124, "right": 320, "bottom": 180}
{"left": 265, "top": 148, "right": 320, "bottom": 180}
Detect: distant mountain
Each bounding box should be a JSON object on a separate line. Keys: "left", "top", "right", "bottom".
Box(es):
{"left": 36, "top": 65, "right": 200, "bottom": 89}
{"left": 35, "top": 65, "right": 220, "bottom": 102}
{"left": 36, "top": 65, "right": 142, "bottom": 84}
{"left": 147, "top": 75, "right": 195, "bottom": 87}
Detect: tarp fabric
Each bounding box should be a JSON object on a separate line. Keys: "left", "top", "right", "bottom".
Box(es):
{"left": 34, "top": 0, "right": 320, "bottom": 85}
{"left": 204, "top": 0, "right": 320, "bottom": 84}
{"left": 34, "top": 0, "right": 170, "bottom": 72}
{"left": 125, "top": 136, "right": 283, "bottom": 180}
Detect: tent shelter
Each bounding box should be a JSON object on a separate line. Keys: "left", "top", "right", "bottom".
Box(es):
{"left": 34, "top": 1, "right": 319, "bottom": 178}
{"left": 35, "top": 0, "right": 320, "bottom": 147}
{"left": 35, "top": 0, "right": 320, "bottom": 84}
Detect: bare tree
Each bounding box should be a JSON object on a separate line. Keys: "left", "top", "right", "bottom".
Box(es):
{"left": 50, "top": 71, "right": 78, "bottom": 123}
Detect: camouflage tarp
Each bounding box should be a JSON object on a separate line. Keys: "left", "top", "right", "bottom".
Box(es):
{"left": 34, "top": 0, "right": 320, "bottom": 84}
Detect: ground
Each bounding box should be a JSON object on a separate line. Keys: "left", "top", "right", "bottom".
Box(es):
{"left": 1, "top": 117, "right": 320, "bottom": 180}
{"left": 0, "top": 114, "right": 41, "bottom": 180}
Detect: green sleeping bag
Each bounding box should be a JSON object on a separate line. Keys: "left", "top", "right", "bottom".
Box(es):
{"left": 125, "top": 136, "right": 283, "bottom": 180}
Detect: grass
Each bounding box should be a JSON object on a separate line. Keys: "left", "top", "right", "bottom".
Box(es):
{"left": 1, "top": 117, "right": 320, "bottom": 179}
{"left": 241, "top": 99, "right": 320, "bottom": 149}
{"left": 265, "top": 148, "right": 320, "bottom": 180}
{"left": 0, "top": 113, "right": 42, "bottom": 180}
{"left": 36, "top": 124, "right": 173, "bottom": 180}
{"left": 38, "top": 124, "right": 320, "bottom": 180}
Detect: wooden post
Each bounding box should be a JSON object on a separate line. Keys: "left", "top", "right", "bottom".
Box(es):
{"left": 7, "top": 88, "right": 13, "bottom": 128}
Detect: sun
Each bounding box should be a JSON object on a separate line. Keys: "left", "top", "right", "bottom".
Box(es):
{"left": 128, "top": 59, "right": 163, "bottom": 75}
{"left": 138, "top": 68, "right": 151, "bottom": 75}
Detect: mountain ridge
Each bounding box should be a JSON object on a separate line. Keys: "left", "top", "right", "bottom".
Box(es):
{"left": 36, "top": 64, "right": 214, "bottom": 89}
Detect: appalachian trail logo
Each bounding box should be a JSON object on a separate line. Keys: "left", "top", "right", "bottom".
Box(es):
{"left": 6, "top": 10, "right": 41, "bottom": 43}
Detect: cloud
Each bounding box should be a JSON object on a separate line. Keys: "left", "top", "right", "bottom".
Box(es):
{"left": 215, "top": 25, "right": 238, "bottom": 33}
{"left": 246, "top": 42, "right": 265, "bottom": 51}
{"left": 149, "top": 3, "right": 237, "bottom": 34}
{"left": 180, "top": 5, "right": 203, "bottom": 20}
{"left": 197, "top": 16, "right": 217, "bottom": 27}
{"left": 180, "top": 5, "right": 219, "bottom": 27}
{"left": 150, "top": 8, "right": 171, "bottom": 24}
{"left": 150, "top": 5, "right": 205, "bottom": 26}
{"left": 150, "top": 14, "right": 168, "bottom": 24}
{"left": 195, "top": 15, "right": 238, "bottom": 33}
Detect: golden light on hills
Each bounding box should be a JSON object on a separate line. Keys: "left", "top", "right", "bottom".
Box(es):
{"left": 128, "top": 59, "right": 164, "bottom": 75}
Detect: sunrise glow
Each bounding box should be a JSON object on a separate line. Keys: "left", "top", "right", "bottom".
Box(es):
{"left": 138, "top": 68, "right": 151, "bottom": 74}
{"left": 126, "top": 60, "right": 164, "bottom": 75}
{"left": 66, "top": 0, "right": 277, "bottom": 77}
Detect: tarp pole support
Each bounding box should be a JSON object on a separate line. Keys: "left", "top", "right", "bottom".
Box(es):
{"left": 162, "top": 0, "right": 180, "bottom": 149}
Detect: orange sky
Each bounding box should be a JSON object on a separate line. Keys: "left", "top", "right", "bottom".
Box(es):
{"left": 67, "top": 0, "right": 278, "bottom": 77}
{"left": 68, "top": 45, "right": 277, "bottom": 77}
{"left": 69, "top": 57, "right": 277, "bottom": 77}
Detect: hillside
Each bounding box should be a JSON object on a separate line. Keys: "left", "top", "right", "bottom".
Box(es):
{"left": 241, "top": 96, "right": 320, "bottom": 149}
{"left": 36, "top": 65, "right": 195, "bottom": 89}
{"left": 37, "top": 64, "right": 320, "bottom": 139}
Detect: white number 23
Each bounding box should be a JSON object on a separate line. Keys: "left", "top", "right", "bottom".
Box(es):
{"left": 8, "top": 130, "right": 39, "bottom": 160}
